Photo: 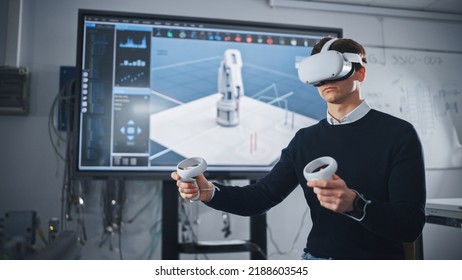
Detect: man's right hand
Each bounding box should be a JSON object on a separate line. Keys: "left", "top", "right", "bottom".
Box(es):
{"left": 171, "top": 172, "right": 214, "bottom": 202}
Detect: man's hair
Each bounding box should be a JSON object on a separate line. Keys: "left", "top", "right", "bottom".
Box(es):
{"left": 311, "top": 37, "right": 367, "bottom": 70}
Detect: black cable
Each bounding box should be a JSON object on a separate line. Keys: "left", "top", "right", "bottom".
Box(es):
{"left": 76, "top": 180, "right": 88, "bottom": 244}
{"left": 179, "top": 199, "right": 199, "bottom": 243}
{"left": 267, "top": 205, "right": 310, "bottom": 259}
{"left": 99, "top": 179, "right": 126, "bottom": 259}
{"left": 117, "top": 180, "right": 125, "bottom": 260}
{"left": 221, "top": 212, "right": 231, "bottom": 238}
{"left": 48, "top": 79, "right": 75, "bottom": 161}
{"left": 145, "top": 186, "right": 162, "bottom": 260}
{"left": 246, "top": 241, "right": 268, "bottom": 260}
{"left": 51, "top": 79, "right": 76, "bottom": 234}
{"left": 99, "top": 181, "right": 111, "bottom": 248}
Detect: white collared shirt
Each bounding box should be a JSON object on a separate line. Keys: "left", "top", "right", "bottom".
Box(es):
{"left": 327, "top": 100, "right": 371, "bottom": 125}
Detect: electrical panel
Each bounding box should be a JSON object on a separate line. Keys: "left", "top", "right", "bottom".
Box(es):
{"left": 0, "top": 66, "right": 30, "bottom": 115}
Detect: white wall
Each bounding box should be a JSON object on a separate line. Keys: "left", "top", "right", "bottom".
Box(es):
{"left": 0, "top": 0, "right": 461, "bottom": 260}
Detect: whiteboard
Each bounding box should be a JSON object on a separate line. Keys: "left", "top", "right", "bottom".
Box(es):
{"left": 362, "top": 47, "right": 462, "bottom": 169}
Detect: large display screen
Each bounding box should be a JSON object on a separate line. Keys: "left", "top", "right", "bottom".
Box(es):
{"left": 73, "top": 9, "right": 342, "bottom": 179}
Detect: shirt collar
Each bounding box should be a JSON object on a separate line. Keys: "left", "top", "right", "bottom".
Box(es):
{"left": 327, "top": 100, "right": 371, "bottom": 125}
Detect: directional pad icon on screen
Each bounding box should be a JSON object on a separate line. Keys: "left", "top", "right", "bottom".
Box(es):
{"left": 120, "top": 120, "right": 142, "bottom": 142}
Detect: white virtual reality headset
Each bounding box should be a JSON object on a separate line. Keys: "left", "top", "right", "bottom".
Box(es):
{"left": 298, "top": 38, "right": 364, "bottom": 87}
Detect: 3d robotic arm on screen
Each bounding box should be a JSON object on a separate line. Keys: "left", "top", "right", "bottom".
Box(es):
{"left": 216, "top": 49, "right": 244, "bottom": 127}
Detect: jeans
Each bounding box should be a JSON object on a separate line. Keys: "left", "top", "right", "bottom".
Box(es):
{"left": 301, "top": 252, "right": 333, "bottom": 260}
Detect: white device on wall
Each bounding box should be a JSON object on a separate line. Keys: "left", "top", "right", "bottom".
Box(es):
{"left": 297, "top": 38, "right": 363, "bottom": 86}
{"left": 176, "top": 157, "right": 208, "bottom": 201}
{"left": 216, "top": 49, "right": 244, "bottom": 127}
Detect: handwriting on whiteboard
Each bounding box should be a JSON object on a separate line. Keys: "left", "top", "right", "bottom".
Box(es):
{"left": 363, "top": 47, "right": 462, "bottom": 168}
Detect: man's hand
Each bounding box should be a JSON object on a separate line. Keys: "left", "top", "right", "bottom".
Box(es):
{"left": 307, "top": 174, "right": 357, "bottom": 213}
{"left": 171, "top": 172, "right": 214, "bottom": 202}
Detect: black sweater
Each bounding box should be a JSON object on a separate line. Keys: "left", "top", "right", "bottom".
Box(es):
{"left": 206, "top": 109, "right": 426, "bottom": 259}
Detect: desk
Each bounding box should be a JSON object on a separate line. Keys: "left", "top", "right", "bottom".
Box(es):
{"left": 425, "top": 198, "right": 462, "bottom": 228}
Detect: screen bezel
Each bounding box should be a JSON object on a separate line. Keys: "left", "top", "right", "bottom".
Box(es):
{"left": 72, "top": 9, "right": 343, "bottom": 180}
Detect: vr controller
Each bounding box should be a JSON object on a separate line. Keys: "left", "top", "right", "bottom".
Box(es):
{"left": 176, "top": 157, "right": 207, "bottom": 201}
{"left": 303, "top": 156, "right": 337, "bottom": 182}
{"left": 297, "top": 38, "right": 363, "bottom": 86}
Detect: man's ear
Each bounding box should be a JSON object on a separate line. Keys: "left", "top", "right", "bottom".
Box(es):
{"left": 357, "top": 66, "right": 366, "bottom": 82}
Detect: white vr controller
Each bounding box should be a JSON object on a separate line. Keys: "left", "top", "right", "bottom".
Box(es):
{"left": 176, "top": 157, "right": 207, "bottom": 201}
{"left": 303, "top": 156, "right": 337, "bottom": 182}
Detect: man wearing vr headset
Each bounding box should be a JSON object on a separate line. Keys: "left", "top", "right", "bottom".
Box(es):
{"left": 172, "top": 37, "right": 426, "bottom": 260}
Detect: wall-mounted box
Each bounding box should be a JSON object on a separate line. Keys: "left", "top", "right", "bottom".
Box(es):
{"left": 0, "top": 66, "right": 30, "bottom": 115}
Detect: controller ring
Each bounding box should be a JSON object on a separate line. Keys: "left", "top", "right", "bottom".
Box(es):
{"left": 303, "top": 156, "right": 337, "bottom": 182}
